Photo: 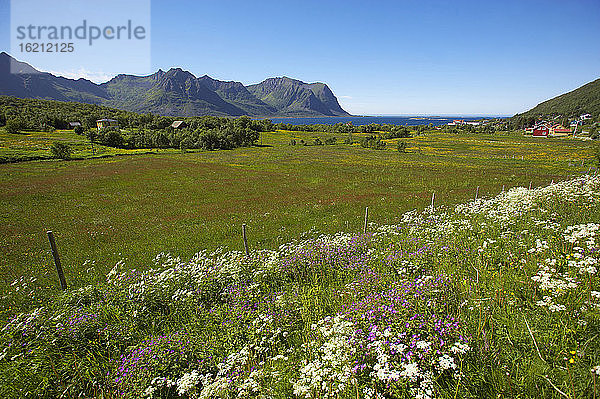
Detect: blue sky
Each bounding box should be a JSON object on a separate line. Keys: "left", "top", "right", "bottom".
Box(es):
{"left": 1, "top": 0, "right": 599, "bottom": 115}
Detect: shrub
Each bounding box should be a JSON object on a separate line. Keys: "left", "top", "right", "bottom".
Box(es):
{"left": 361, "top": 135, "right": 386, "bottom": 150}
{"left": 50, "top": 142, "right": 73, "bottom": 160}
{"left": 5, "top": 118, "right": 25, "bottom": 134}
{"left": 74, "top": 125, "right": 84, "bottom": 135}
{"left": 98, "top": 127, "right": 125, "bottom": 148}
{"left": 397, "top": 141, "right": 408, "bottom": 152}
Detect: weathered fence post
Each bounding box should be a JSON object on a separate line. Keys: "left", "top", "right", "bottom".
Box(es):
{"left": 242, "top": 224, "right": 249, "bottom": 256}
{"left": 430, "top": 192, "right": 435, "bottom": 211}
{"left": 47, "top": 231, "right": 67, "bottom": 290}
{"left": 502, "top": 185, "right": 505, "bottom": 193}
{"left": 528, "top": 181, "right": 532, "bottom": 190}
{"left": 475, "top": 186, "right": 479, "bottom": 200}
{"left": 363, "top": 207, "right": 369, "bottom": 235}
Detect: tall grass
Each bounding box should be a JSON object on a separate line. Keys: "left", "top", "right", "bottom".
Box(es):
{"left": 1, "top": 175, "right": 598, "bottom": 398}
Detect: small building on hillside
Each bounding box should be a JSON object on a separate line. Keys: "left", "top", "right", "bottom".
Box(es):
{"left": 532, "top": 123, "right": 550, "bottom": 137}
{"left": 171, "top": 120, "right": 188, "bottom": 129}
{"left": 550, "top": 125, "right": 572, "bottom": 137}
{"left": 69, "top": 122, "right": 81, "bottom": 129}
{"left": 96, "top": 119, "right": 119, "bottom": 129}
{"left": 581, "top": 113, "right": 592, "bottom": 120}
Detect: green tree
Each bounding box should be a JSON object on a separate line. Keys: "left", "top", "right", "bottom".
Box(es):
{"left": 5, "top": 118, "right": 25, "bottom": 134}
{"left": 99, "top": 127, "right": 125, "bottom": 148}
{"left": 154, "top": 132, "right": 170, "bottom": 149}
{"left": 50, "top": 142, "right": 73, "bottom": 160}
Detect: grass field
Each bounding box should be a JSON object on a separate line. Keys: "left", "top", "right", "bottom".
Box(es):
{"left": 0, "top": 129, "right": 596, "bottom": 310}
{"left": 0, "top": 129, "right": 169, "bottom": 163}
{"left": 1, "top": 128, "right": 599, "bottom": 398}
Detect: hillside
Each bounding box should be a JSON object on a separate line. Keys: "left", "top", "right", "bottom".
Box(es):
{"left": 517, "top": 78, "right": 600, "bottom": 119}
{"left": 0, "top": 52, "right": 350, "bottom": 117}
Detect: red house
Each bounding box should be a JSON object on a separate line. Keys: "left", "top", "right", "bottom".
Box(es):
{"left": 532, "top": 124, "right": 550, "bottom": 137}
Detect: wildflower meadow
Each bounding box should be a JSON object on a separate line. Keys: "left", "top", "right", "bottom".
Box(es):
{"left": 0, "top": 173, "right": 599, "bottom": 398}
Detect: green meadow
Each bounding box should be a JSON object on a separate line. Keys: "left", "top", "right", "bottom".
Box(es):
{"left": 0, "top": 128, "right": 595, "bottom": 308}
{"left": 1, "top": 127, "right": 600, "bottom": 399}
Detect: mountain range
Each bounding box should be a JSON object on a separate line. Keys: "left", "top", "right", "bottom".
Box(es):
{"left": 0, "top": 52, "right": 350, "bottom": 118}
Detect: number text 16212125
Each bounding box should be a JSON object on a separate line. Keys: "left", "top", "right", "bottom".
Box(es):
{"left": 19, "top": 43, "right": 74, "bottom": 52}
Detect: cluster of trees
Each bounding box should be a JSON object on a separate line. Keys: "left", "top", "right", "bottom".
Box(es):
{"left": 289, "top": 137, "right": 338, "bottom": 146}
{"left": 0, "top": 96, "right": 134, "bottom": 131}
{"left": 88, "top": 118, "right": 263, "bottom": 151}
{"left": 0, "top": 96, "right": 273, "bottom": 134}
{"left": 0, "top": 97, "right": 271, "bottom": 150}
{"left": 360, "top": 135, "right": 387, "bottom": 150}
{"left": 439, "top": 122, "right": 508, "bottom": 134}
{"left": 276, "top": 122, "right": 413, "bottom": 136}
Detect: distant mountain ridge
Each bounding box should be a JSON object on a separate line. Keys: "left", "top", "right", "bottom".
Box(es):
{"left": 517, "top": 78, "right": 600, "bottom": 119}
{"left": 0, "top": 52, "right": 350, "bottom": 117}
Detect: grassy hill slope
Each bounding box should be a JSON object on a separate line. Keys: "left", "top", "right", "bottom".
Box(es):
{"left": 517, "top": 78, "right": 600, "bottom": 119}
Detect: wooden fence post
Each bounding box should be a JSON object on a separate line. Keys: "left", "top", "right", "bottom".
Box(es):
{"left": 430, "top": 192, "right": 435, "bottom": 211}
{"left": 502, "top": 185, "right": 505, "bottom": 193}
{"left": 528, "top": 181, "right": 532, "bottom": 190}
{"left": 363, "top": 207, "right": 369, "bottom": 235}
{"left": 475, "top": 186, "right": 479, "bottom": 200}
{"left": 47, "top": 231, "right": 67, "bottom": 290}
{"left": 242, "top": 224, "right": 249, "bottom": 256}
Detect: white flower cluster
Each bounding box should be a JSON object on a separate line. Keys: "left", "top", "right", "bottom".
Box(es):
{"left": 293, "top": 315, "right": 356, "bottom": 398}
{"left": 450, "top": 341, "right": 470, "bottom": 354}
{"left": 529, "top": 218, "right": 600, "bottom": 314}
{"left": 455, "top": 175, "right": 600, "bottom": 223}
{"left": 183, "top": 345, "right": 255, "bottom": 399}
{"left": 176, "top": 370, "right": 201, "bottom": 396}
{"left": 564, "top": 223, "right": 599, "bottom": 247}
{"left": 437, "top": 354, "right": 456, "bottom": 371}
{"left": 531, "top": 264, "right": 577, "bottom": 294}
{"left": 563, "top": 224, "right": 599, "bottom": 275}
{"left": 528, "top": 239, "right": 550, "bottom": 254}
{"left": 536, "top": 295, "right": 566, "bottom": 312}
{"left": 143, "top": 376, "right": 176, "bottom": 397}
